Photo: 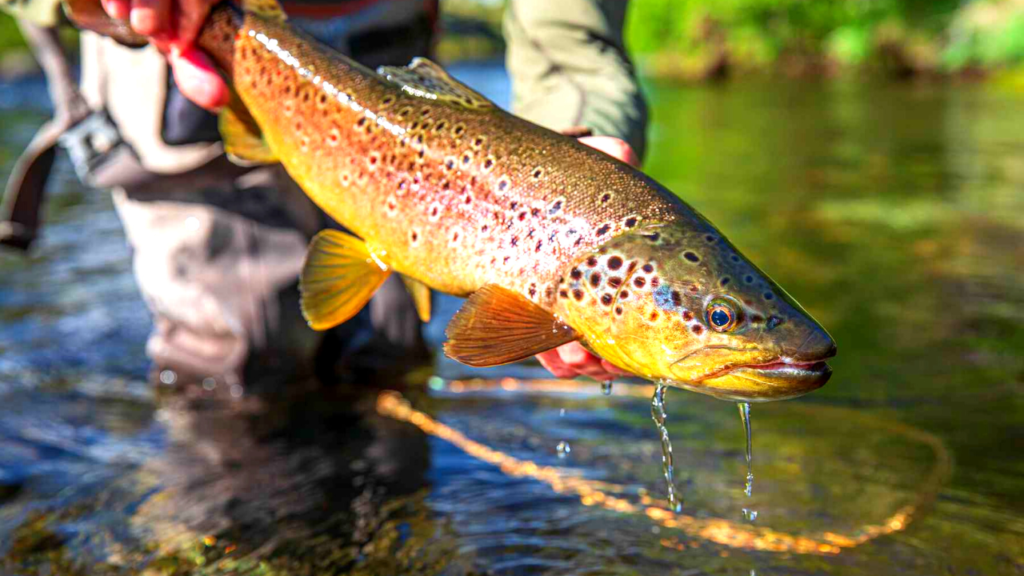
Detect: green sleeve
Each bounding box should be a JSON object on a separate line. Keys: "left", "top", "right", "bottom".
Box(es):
{"left": 503, "top": 0, "right": 647, "bottom": 160}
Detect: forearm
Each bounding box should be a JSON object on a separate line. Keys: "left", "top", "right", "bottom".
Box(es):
{"left": 503, "top": 0, "right": 648, "bottom": 160}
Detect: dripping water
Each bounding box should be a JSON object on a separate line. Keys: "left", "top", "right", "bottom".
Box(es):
{"left": 738, "top": 402, "right": 757, "bottom": 522}
{"left": 651, "top": 383, "right": 682, "bottom": 512}
{"left": 556, "top": 440, "right": 571, "bottom": 459}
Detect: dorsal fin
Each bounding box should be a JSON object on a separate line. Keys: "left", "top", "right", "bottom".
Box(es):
{"left": 377, "top": 58, "right": 493, "bottom": 110}
{"left": 444, "top": 285, "right": 579, "bottom": 367}
{"left": 238, "top": 0, "right": 286, "bottom": 20}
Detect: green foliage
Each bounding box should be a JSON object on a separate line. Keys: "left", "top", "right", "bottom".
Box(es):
{"left": 625, "top": 0, "right": 1024, "bottom": 75}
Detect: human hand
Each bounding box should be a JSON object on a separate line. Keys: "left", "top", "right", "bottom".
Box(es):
{"left": 101, "top": 0, "right": 229, "bottom": 110}
{"left": 535, "top": 134, "right": 639, "bottom": 382}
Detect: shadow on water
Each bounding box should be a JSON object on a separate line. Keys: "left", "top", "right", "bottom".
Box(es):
{"left": 0, "top": 69, "right": 1022, "bottom": 575}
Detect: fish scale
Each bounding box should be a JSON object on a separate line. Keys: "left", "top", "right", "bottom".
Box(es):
{"left": 229, "top": 15, "right": 686, "bottom": 302}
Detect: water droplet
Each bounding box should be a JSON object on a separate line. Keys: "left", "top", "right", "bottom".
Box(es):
{"left": 159, "top": 369, "right": 177, "bottom": 385}
{"left": 559, "top": 408, "right": 566, "bottom": 417}
{"left": 738, "top": 401, "right": 756, "bottom": 522}
{"left": 601, "top": 381, "right": 613, "bottom": 396}
{"left": 202, "top": 377, "right": 216, "bottom": 391}
{"left": 651, "top": 383, "right": 682, "bottom": 512}
{"left": 428, "top": 376, "right": 445, "bottom": 390}
{"left": 556, "top": 441, "right": 571, "bottom": 459}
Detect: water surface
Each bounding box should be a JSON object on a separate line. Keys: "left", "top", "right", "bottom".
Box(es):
{"left": 0, "top": 71, "right": 1022, "bottom": 575}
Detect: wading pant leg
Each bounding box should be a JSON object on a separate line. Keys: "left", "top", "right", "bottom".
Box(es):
{"left": 113, "top": 164, "right": 324, "bottom": 391}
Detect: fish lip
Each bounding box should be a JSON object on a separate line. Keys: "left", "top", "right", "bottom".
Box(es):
{"left": 694, "top": 357, "right": 833, "bottom": 383}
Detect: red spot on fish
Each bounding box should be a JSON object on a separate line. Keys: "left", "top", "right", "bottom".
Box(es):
{"left": 691, "top": 324, "right": 704, "bottom": 335}
{"left": 573, "top": 289, "right": 585, "bottom": 301}
{"left": 589, "top": 273, "right": 602, "bottom": 288}
{"left": 682, "top": 310, "right": 694, "bottom": 321}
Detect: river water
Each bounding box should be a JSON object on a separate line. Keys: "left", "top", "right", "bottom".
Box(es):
{"left": 0, "top": 68, "right": 1021, "bottom": 575}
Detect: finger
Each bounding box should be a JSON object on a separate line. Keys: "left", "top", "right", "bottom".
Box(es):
{"left": 554, "top": 341, "right": 594, "bottom": 366}
{"left": 169, "top": 46, "right": 230, "bottom": 111}
{"left": 171, "top": 0, "right": 218, "bottom": 50}
{"left": 129, "top": 0, "right": 171, "bottom": 37}
{"left": 578, "top": 136, "right": 640, "bottom": 167}
{"left": 101, "top": 0, "right": 131, "bottom": 20}
{"left": 600, "top": 359, "right": 633, "bottom": 376}
{"left": 536, "top": 350, "right": 578, "bottom": 379}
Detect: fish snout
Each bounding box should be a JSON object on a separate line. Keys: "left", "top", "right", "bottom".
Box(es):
{"left": 788, "top": 326, "right": 837, "bottom": 364}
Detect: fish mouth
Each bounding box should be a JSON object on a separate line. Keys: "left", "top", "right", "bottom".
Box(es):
{"left": 675, "top": 357, "right": 833, "bottom": 402}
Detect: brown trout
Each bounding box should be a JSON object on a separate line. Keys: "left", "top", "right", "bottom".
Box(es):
{"left": 62, "top": 0, "right": 835, "bottom": 401}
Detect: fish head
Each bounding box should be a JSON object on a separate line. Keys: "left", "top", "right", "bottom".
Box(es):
{"left": 554, "top": 223, "right": 836, "bottom": 402}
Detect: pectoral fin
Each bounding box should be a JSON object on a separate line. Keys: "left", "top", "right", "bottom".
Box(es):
{"left": 219, "top": 97, "right": 277, "bottom": 166}
{"left": 400, "top": 275, "right": 432, "bottom": 323}
{"left": 444, "top": 284, "right": 578, "bottom": 367}
{"left": 300, "top": 230, "right": 390, "bottom": 331}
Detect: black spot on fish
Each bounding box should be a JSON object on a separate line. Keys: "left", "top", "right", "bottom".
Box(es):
{"left": 590, "top": 273, "right": 602, "bottom": 288}
{"left": 510, "top": 202, "right": 518, "bottom": 210}
{"left": 532, "top": 168, "right": 543, "bottom": 179}
{"left": 548, "top": 200, "right": 563, "bottom": 215}
{"left": 601, "top": 294, "right": 613, "bottom": 306}
{"left": 510, "top": 236, "right": 518, "bottom": 247}
{"left": 586, "top": 257, "right": 598, "bottom": 267}
{"left": 608, "top": 256, "right": 623, "bottom": 270}
{"left": 481, "top": 224, "right": 489, "bottom": 233}
{"left": 529, "top": 284, "right": 537, "bottom": 298}
{"left": 671, "top": 290, "right": 682, "bottom": 307}
{"left": 573, "top": 288, "right": 585, "bottom": 301}
{"left": 650, "top": 277, "right": 660, "bottom": 288}
{"left": 600, "top": 193, "right": 612, "bottom": 203}
{"left": 608, "top": 277, "right": 622, "bottom": 288}
{"left": 684, "top": 251, "right": 700, "bottom": 263}
{"left": 766, "top": 315, "right": 784, "bottom": 331}
{"left": 531, "top": 208, "right": 540, "bottom": 218}
{"left": 642, "top": 263, "right": 655, "bottom": 274}
{"left": 720, "top": 277, "right": 731, "bottom": 287}
{"left": 643, "top": 232, "right": 661, "bottom": 242}
{"left": 596, "top": 224, "right": 611, "bottom": 236}
{"left": 633, "top": 277, "right": 646, "bottom": 288}
{"left": 484, "top": 158, "right": 494, "bottom": 170}
{"left": 625, "top": 217, "right": 638, "bottom": 228}
{"left": 570, "top": 268, "right": 582, "bottom": 280}
{"left": 764, "top": 292, "right": 774, "bottom": 300}
{"left": 619, "top": 290, "right": 629, "bottom": 300}
{"left": 535, "top": 240, "right": 543, "bottom": 252}
{"left": 560, "top": 289, "right": 569, "bottom": 299}
{"left": 745, "top": 275, "right": 754, "bottom": 283}
{"left": 615, "top": 306, "right": 624, "bottom": 315}
{"left": 518, "top": 211, "right": 527, "bottom": 222}
{"left": 462, "top": 153, "right": 471, "bottom": 166}
{"left": 705, "top": 234, "right": 716, "bottom": 243}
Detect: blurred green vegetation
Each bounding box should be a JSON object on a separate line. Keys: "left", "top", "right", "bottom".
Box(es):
{"left": 624, "top": 0, "right": 1024, "bottom": 78}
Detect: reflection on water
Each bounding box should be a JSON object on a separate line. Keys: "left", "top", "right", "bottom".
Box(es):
{"left": 1, "top": 71, "right": 1023, "bottom": 574}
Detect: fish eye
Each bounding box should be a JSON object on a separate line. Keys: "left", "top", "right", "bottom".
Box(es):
{"left": 706, "top": 300, "right": 738, "bottom": 332}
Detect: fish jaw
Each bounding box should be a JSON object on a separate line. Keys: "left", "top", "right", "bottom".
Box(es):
{"left": 666, "top": 357, "right": 833, "bottom": 402}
